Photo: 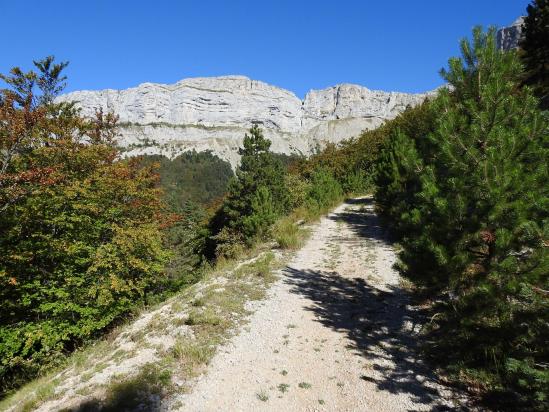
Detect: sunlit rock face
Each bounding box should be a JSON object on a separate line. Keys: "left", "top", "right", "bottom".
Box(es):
{"left": 497, "top": 17, "right": 525, "bottom": 51}
{"left": 58, "top": 76, "right": 430, "bottom": 167}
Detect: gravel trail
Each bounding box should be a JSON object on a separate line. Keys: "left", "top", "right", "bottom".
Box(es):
{"left": 173, "top": 198, "right": 463, "bottom": 411}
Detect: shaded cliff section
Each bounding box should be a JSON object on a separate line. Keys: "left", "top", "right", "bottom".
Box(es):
{"left": 497, "top": 17, "right": 525, "bottom": 51}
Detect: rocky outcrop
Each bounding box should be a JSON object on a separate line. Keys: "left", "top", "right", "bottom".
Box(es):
{"left": 58, "top": 76, "right": 431, "bottom": 166}
{"left": 497, "top": 17, "right": 525, "bottom": 51}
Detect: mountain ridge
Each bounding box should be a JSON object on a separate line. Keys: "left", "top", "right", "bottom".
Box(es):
{"left": 58, "top": 76, "right": 431, "bottom": 166}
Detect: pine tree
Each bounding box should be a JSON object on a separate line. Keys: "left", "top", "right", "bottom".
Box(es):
{"left": 374, "top": 130, "right": 450, "bottom": 289}
{"left": 430, "top": 26, "right": 547, "bottom": 294}
{"left": 233, "top": 124, "right": 288, "bottom": 215}
{"left": 428, "top": 29, "right": 548, "bottom": 409}
{"left": 520, "top": 0, "right": 549, "bottom": 109}
{"left": 241, "top": 186, "right": 277, "bottom": 239}
{"left": 374, "top": 27, "right": 548, "bottom": 408}
{"left": 374, "top": 101, "right": 437, "bottom": 230}
{"left": 211, "top": 125, "right": 288, "bottom": 253}
{"left": 373, "top": 101, "right": 445, "bottom": 288}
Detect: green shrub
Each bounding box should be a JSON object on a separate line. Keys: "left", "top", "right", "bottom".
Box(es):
{"left": 212, "top": 227, "right": 245, "bottom": 259}
{"left": 285, "top": 173, "right": 310, "bottom": 210}
{"left": 341, "top": 169, "right": 369, "bottom": 194}
{"left": 306, "top": 168, "right": 343, "bottom": 214}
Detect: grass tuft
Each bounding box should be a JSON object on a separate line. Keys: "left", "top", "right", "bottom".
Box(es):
{"left": 273, "top": 217, "right": 307, "bottom": 250}
{"left": 256, "top": 390, "right": 269, "bottom": 402}
{"left": 185, "top": 307, "right": 223, "bottom": 327}
{"left": 171, "top": 338, "right": 215, "bottom": 369}
{"left": 98, "top": 364, "right": 171, "bottom": 411}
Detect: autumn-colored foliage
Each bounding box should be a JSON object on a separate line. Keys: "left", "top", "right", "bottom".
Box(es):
{"left": 0, "top": 58, "right": 169, "bottom": 394}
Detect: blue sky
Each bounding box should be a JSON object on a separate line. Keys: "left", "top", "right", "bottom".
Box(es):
{"left": 1, "top": 0, "right": 528, "bottom": 98}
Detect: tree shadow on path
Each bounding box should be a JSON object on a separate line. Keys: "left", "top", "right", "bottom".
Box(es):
{"left": 283, "top": 198, "right": 464, "bottom": 411}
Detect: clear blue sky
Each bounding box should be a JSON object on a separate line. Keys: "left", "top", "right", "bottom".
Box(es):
{"left": 1, "top": 0, "right": 529, "bottom": 98}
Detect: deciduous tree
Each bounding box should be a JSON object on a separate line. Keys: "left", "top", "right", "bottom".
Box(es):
{"left": 0, "top": 58, "right": 169, "bottom": 394}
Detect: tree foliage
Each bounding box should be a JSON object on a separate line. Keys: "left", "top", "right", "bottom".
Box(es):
{"left": 297, "top": 134, "right": 380, "bottom": 194}
{"left": 305, "top": 168, "right": 343, "bottom": 213}
{"left": 208, "top": 125, "right": 288, "bottom": 256}
{"left": 374, "top": 28, "right": 548, "bottom": 410}
{"left": 0, "top": 58, "right": 169, "bottom": 394}
{"left": 139, "top": 151, "right": 233, "bottom": 212}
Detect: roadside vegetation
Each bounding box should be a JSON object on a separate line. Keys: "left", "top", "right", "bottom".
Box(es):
{"left": 1, "top": 2, "right": 547, "bottom": 410}
{"left": 373, "top": 22, "right": 548, "bottom": 412}
{"left": 0, "top": 60, "right": 360, "bottom": 405}
{"left": 0, "top": 58, "right": 170, "bottom": 396}
{"left": 295, "top": 7, "right": 548, "bottom": 408}
{"left": 269, "top": 5, "right": 548, "bottom": 408}
{"left": 0, "top": 249, "right": 282, "bottom": 411}
{"left": 203, "top": 123, "right": 361, "bottom": 260}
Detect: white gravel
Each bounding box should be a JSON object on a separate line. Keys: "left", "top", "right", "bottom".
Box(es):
{"left": 171, "top": 198, "right": 466, "bottom": 411}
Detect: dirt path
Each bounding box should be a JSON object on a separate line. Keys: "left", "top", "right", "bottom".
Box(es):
{"left": 172, "top": 198, "right": 462, "bottom": 411}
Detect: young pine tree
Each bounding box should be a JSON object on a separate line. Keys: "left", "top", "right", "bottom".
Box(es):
{"left": 374, "top": 101, "right": 437, "bottom": 232}
{"left": 413, "top": 27, "right": 547, "bottom": 408}
{"left": 212, "top": 125, "right": 288, "bottom": 254}
{"left": 375, "top": 27, "right": 548, "bottom": 408}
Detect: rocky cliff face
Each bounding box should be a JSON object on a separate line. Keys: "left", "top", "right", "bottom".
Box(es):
{"left": 58, "top": 76, "right": 430, "bottom": 166}
{"left": 497, "top": 17, "right": 525, "bottom": 51}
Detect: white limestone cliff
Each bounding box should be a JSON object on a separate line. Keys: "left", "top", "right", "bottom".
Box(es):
{"left": 58, "top": 76, "right": 431, "bottom": 166}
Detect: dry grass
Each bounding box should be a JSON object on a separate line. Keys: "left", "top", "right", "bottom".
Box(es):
{"left": 256, "top": 390, "right": 269, "bottom": 402}
{"left": 170, "top": 337, "right": 216, "bottom": 377}
{"left": 0, "top": 378, "right": 58, "bottom": 412}
{"left": 273, "top": 217, "right": 308, "bottom": 250}
{"left": 98, "top": 364, "right": 172, "bottom": 411}
{"left": 185, "top": 307, "right": 224, "bottom": 327}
